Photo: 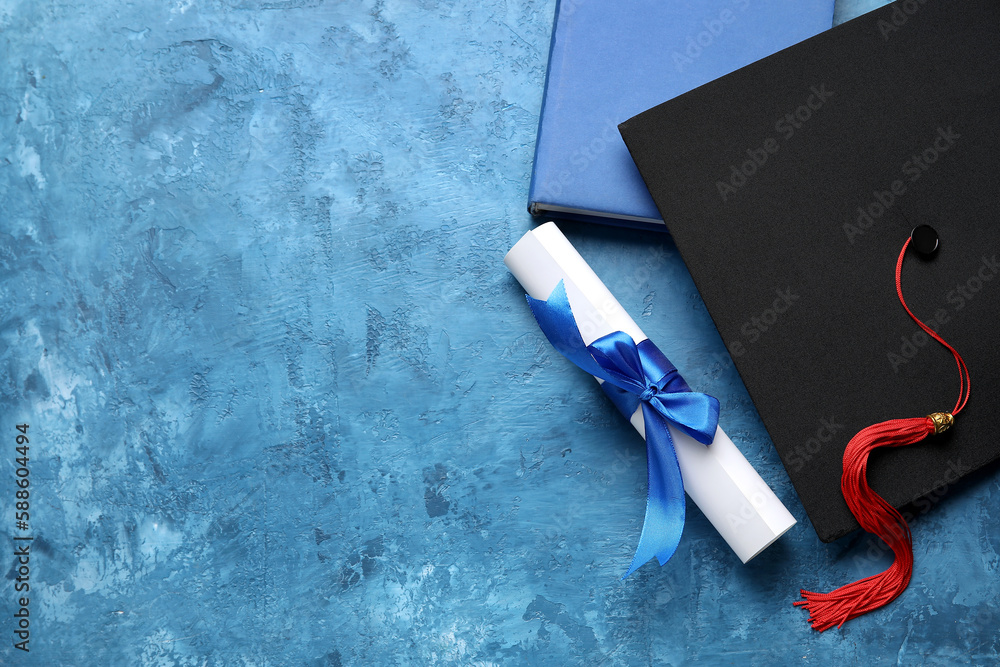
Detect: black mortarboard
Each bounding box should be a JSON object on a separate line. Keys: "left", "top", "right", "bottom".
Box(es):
{"left": 619, "top": 0, "right": 1000, "bottom": 542}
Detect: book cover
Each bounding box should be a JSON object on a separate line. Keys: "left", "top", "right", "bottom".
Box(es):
{"left": 529, "top": 0, "right": 836, "bottom": 229}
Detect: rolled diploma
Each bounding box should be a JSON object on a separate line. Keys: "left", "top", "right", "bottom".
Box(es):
{"left": 505, "top": 222, "right": 796, "bottom": 563}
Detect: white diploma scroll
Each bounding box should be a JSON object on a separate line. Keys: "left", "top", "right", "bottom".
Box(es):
{"left": 505, "top": 222, "right": 796, "bottom": 563}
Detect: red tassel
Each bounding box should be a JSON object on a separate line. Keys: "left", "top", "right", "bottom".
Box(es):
{"left": 795, "top": 416, "right": 936, "bottom": 631}
{"left": 796, "top": 236, "right": 971, "bottom": 631}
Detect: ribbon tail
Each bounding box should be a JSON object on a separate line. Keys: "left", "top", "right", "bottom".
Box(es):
{"left": 622, "top": 403, "right": 685, "bottom": 579}
{"left": 526, "top": 281, "right": 614, "bottom": 381}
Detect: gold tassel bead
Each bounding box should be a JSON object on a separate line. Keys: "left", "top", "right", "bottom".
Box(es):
{"left": 927, "top": 412, "right": 954, "bottom": 435}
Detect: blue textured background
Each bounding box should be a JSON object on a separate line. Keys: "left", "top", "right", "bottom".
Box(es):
{"left": 2, "top": 0, "right": 997, "bottom": 664}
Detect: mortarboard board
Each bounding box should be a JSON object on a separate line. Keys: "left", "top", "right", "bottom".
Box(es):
{"left": 618, "top": 0, "right": 1000, "bottom": 543}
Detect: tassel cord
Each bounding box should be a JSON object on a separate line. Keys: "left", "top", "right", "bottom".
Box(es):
{"left": 895, "top": 238, "right": 970, "bottom": 415}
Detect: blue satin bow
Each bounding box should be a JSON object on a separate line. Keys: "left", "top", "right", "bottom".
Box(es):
{"left": 527, "top": 281, "right": 720, "bottom": 577}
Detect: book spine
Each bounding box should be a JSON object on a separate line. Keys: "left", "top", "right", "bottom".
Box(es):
{"left": 526, "top": 0, "right": 564, "bottom": 214}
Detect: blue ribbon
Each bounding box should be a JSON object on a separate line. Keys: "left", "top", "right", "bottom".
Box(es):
{"left": 527, "top": 281, "right": 720, "bottom": 578}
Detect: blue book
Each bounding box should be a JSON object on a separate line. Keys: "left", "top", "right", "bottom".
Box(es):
{"left": 529, "top": 0, "right": 836, "bottom": 229}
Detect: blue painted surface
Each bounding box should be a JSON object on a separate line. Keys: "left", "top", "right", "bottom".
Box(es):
{"left": 1, "top": 0, "right": 997, "bottom": 664}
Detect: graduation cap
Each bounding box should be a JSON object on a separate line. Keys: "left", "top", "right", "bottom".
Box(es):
{"left": 618, "top": 0, "right": 1000, "bottom": 628}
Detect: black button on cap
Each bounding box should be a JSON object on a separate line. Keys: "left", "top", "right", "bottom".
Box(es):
{"left": 910, "top": 225, "right": 939, "bottom": 256}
